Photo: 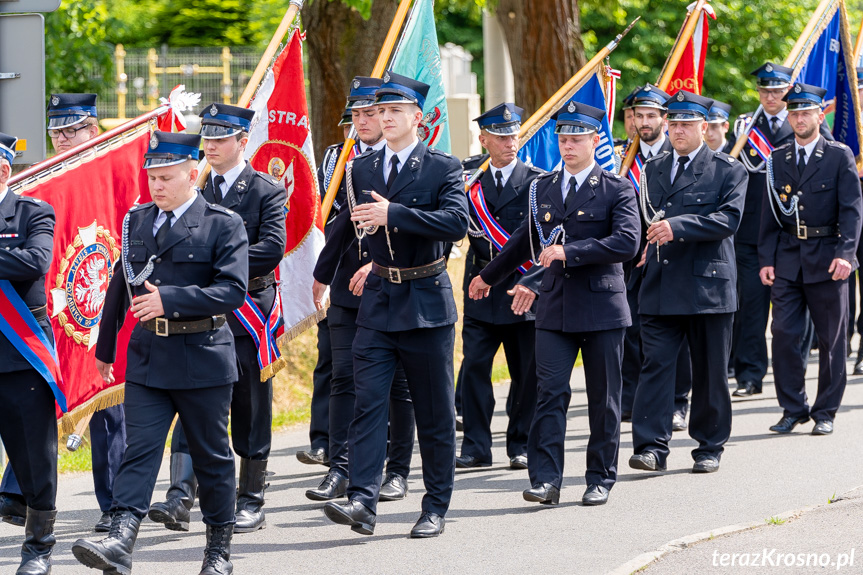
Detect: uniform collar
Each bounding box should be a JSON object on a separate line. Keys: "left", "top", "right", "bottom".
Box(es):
{"left": 640, "top": 135, "right": 667, "bottom": 159}
{"left": 490, "top": 158, "right": 517, "bottom": 187}
{"left": 672, "top": 142, "right": 704, "bottom": 166}
{"left": 154, "top": 192, "right": 197, "bottom": 231}
{"left": 360, "top": 139, "right": 386, "bottom": 154}
{"left": 384, "top": 138, "right": 420, "bottom": 173}
{"left": 764, "top": 108, "right": 788, "bottom": 125}
{"left": 708, "top": 137, "right": 727, "bottom": 153}
{"left": 794, "top": 137, "right": 818, "bottom": 161}
{"left": 212, "top": 159, "right": 247, "bottom": 195}
{"left": 561, "top": 160, "right": 596, "bottom": 193}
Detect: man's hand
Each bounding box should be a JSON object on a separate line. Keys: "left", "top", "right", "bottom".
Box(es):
{"left": 95, "top": 359, "right": 115, "bottom": 385}
{"left": 829, "top": 258, "right": 852, "bottom": 281}
{"left": 635, "top": 245, "right": 648, "bottom": 268}
{"left": 538, "top": 245, "right": 566, "bottom": 267}
{"left": 130, "top": 281, "right": 164, "bottom": 322}
{"left": 349, "top": 263, "right": 373, "bottom": 296}
{"left": 351, "top": 191, "right": 389, "bottom": 229}
{"left": 646, "top": 220, "right": 674, "bottom": 246}
{"left": 508, "top": 284, "right": 537, "bottom": 316}
{"left": 469, "top": 275, "right": 492, "bottom": 300}
{"left": 759, "top": 266, "right": 775, "bottom": 286}
{"left": 312, "top": 279, "right": 328, "bottom": 310}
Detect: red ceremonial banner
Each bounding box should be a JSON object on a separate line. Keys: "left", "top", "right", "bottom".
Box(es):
{"left": 667, "top": 6, "right": 716, "bottom": 95}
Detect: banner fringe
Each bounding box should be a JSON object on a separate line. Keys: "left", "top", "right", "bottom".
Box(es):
{"left": 277, "top": 305, "right": 327, "bottom": 349}
{"left": 58, "top": 384, "right": 125, "bottom": 436}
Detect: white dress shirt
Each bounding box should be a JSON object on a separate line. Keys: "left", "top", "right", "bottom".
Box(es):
{"left": 153, "top": 193, "right": 197, "bottom": 236}
{"left": 640, "top": 135, "right": 667, "bottom": 159}
{"left": 560, "top": 161, "right": 596, "bottom": 204}
{"left": 671, "top": 143, "right": 704, "bottom": 183}
{"left": 794, "top": 138, "right": 818, "bottom": 166}
{"left": 383, "top": 138, "right": 420, "bottom": 178}
{"left": 490, "top": 158, "right": 518, "bottom": 188}
{"left": 211, "top": 159, "right": 247, "bottom": 201}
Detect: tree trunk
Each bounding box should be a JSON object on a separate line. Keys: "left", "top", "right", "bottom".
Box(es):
{"left": 303, "top": 0, "right": 399, "bottom": 159}
{"left": 493, "top": 0, "right": 586, "bottom": 115}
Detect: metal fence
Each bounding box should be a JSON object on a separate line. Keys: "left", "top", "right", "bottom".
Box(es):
{"left": 90, "top": 45, "right": 263, "bottom": 122}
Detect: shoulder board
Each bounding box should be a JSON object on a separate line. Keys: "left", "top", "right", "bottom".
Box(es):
{"left": 325, "top": 143, "right": 343, "bottom": 153}
{"left": 716, "top": 152, "right": 736, "bottom": 164}
{"left": 826, "top": 140, "right": 847, "bottom": 149}
{"left": 536, "top": 170, "right": 558, "bottom": 180}
{"left": 129, "top": 201, "right": 153, "bottom": 212}
{"left": 773, "top": 142, "right": 792, "bottom": 152}
{"left": 206, "top": 203, "right": 234, "bottom": 216}
{"left": 252, "top": 170, "right": 281, "bottom": 186}
{"left": 18, "top": 196, "right": 42, "bottom": 204}
{"left": 355, "top": 147, "right": 376, "bottom": 158}
{"left": 644, "top": 150, "right": 669, "bottom": 164}
{"left": 463, "top": 154, "right": 482, "bottom": 163}
{"left": 602, "top": 170, "right": 622, "bottom": 179}
{"left": 528, "top": 165, "right": 546, "bottom": 175}
{"left": 428, "top": 148, "right": 452, "bottom": 157}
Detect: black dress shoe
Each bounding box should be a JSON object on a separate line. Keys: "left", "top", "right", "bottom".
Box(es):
{"left": 692, "top": 455, "right": 720, "bottom": 473}
{"left": 0, "top": 494, "right": 26, "bottom": 527}
{"left": 582, "top": 484, "right": 609, "bottom": 506}
{"left": 522, "top": 483, "right": 560, "bottom": 505}
{"left": 812, "top": 420, "right": 834, "bottom": 435}
{"left": 628, "top": 452, "right": 666, "bottom": 472}
{"left": 509, "top": 454, "right": 528, "bottom": 470}
{"left": 379, "top": 473, "right": 408, "bottom": 502}
{"left": 672, "top": 411, "right": 687, "bottom": 432}
{"left": 94, "top": 512, "right": 112, "bottom": 533}
{"left": 410, "top": 512, "right": 445, "bottom": 538}
{"left": 455, "top": 454, "right": 492, "bottom": 469}
{"left": 732, "top": 381, "right": 762, "bottom": 397}
{"left": 306, "top": 469, "right": 348, "bottom": 501}
{"left": 769, "top": 415, "right": 810, "bottom": 434}
{"left": 296, "top": 448, "right": 329, "bottom": 466}
{"left": 323, "top": 500, "right": 375, "bottom": 535}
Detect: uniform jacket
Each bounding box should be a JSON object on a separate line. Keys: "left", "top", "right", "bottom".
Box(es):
{"left": 318, "top": 142, "right": 369, "bottom": 310}
{"left": 462, "top": 157, "right": 545, "bottom": 324}
{"left": 480, "top": 163, "right": 640, "bottom": 333}
{"left": 314, "top": 141, "right": 469, "bottom": 331}
{"left": 201, "top": 162, "right": 286, "bottom": 337}
{"left": 758, "top": 136, "right": 862, "bottom": 284}
{"left": 0, "top": 192, "right": 55, "bottom": 373}
{"left": 638, "top": 145, "right": 748, "bottom": 316}
{"left": 735, "top": 112, "right": 832, "bottom": 245}
{"left": 95, "top": 194, "right": 249, "bottom": 388}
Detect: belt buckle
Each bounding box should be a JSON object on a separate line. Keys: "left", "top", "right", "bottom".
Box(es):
{"left": 154, "top": 317, "right": 169, "bottom": 337}
{"left": 797, "top": 225, "right": 808, "bottom": 240}
{"left": 388, "top": 267, "right": 402, "bottom": 284}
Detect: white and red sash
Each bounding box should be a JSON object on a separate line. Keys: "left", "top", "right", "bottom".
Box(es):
{"left": 468, "top": 180, "right": 532, "bottom": 274}
{"left": 627, "top": 153, "right": 645, "bottom": 194}
{"left": 233, "top": 285, "right": 284, "bottom": 381}
{"left": 747, "top": 125, "right": 774, "bottom": 162}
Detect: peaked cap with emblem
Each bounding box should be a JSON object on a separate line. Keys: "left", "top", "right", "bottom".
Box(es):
{"left": 0, "top": 132, "right": 18, "bottom": 165}
{"left": 143, "top": 131, "right": 201, "bottom": 169}
{"left": 751, "top": 62, "right": 793, "bottom": 88}
{"left": 664, "top": 90, "right": 714, "bottom": 121}
{"left": 346, "top": 76, "right": 383, "bottom": 111}
{"left": 474, "top": 102, "right": 523, "bottom": 136}
{"left": 782, "top": 82, "right": 826, "bottom": 111}
{"left": 706, "top": 100, "right": 732, "bottom": 124}
{"left": 630, "top": 84, "right": 670, "bottom": 111}
{"left": 375, "top": 70, "right": 430, "bottom": 110}
{"left": 47, "top": 93, "right": 98, "bottom": 129}
{"left": 552, "top": 101, "right": 605, "bottom": 135}
{"left": 199, "top": 103, "right": 255, "bottom": 139}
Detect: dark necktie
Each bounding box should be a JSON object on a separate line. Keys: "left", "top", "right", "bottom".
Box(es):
{"left": 495, "top": 170, "right": 504, "bottom": 194}
{"left": 213, "top": 175, "right": 225, "bottom": 204}
{"left": 770, "top": 116, "right": 780, "bottom": 135}
{"left": 155, "top": 211, "right": 174, "bottom": 250}
{"left": 387, "top": 156, "right": 400, "bottom": 190}
{"left": 672, "top": 156, "right": 688, "bottom": 186}
{"left": 797, "top": 149, "right": 807, "bottom": 177}
{"left": 564, "top": 176, "right": 576, "bottom": 210}
{"left": 646, "top": 151, "right": 654, "bottom": 160}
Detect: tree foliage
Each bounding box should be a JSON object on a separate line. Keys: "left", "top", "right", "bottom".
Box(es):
{"left": 44, "top": 0, "right": 114, "bottom": 95}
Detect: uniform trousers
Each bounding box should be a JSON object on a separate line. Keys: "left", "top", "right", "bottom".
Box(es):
{"left": 530, "top": 328, "right": 624, "bottom": 491}
{"left": 112, "top": 381, "right": 235, "bottom": 525}
{"left": 309, "top": 317, "right": 332, "bottom": 452}
{"left": 0, "top": 369, "right": 57, "bottom": 511}
{"left": 89, "top": 404, "right": 126, "bottom": 512}
{"left": 327, "top": 304, "right": 414, "bottom": 478}
{"left": 459, "top": 316, "right": 536, "bottom": 461}
{"left": 732, "top": 242, "right": 770, "bottom": 386}
{"left": 349, "top": 325, "right": 455, "bottom": 516}
{"left": 771, "top": 276, "right": 849, "bottom": 422}
{"left": 633, "top": 314, "right": 733, "bottom": 467}
{"left": 172, "top": 335, "right": 272, "bottom": 460}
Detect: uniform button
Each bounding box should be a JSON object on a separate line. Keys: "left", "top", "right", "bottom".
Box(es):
{"left": 800, "top": 220, "right": 806, "bottom": 225}
{"left": 712, "top": 270, "right": 716, "bottom": 276}
{"left": 435, "top": 281, "right": 440, "bottom": 286}
{"left": 797, "top": 191, "right": 803, "bottom": 196}
{"left": 495, "top": 217, "right": 500, "bottom": 221}
{"left": 519, "top": 212, "right": 523, "bottom": 216}
{"left": 188, "top": 253, "right": 194, "bottom": 259}
{"left": 243, "top": 220, "right": 248, "bottom": 225}
{"left": 154, "top": 279, "right": 161, "bottom": 286}
{"left": 590, "top": 214, "right": 595, "bottom": 219}
{"left": 799, "top": 205, "right": 804, "bottom": 211}
{"left": 696, "top": 198, "right": 701, "bottom": 203}
{"left": 362, "top": 251, "right": 368, "bottom": 258}
{"left": 4, "top": 246, "right": 9, "bottom": 250}
{"left": 565, "top": 273, "right": 571, "bottom": 279}
{"left": 156, "top": 258, "right": 162, "bottom": 263}
{"left": 666, "top": 202, "right": 672, "bottom": 208}
{"left": 678, "top": 238, "right": 684, "bottom": 242}
{"left": 412, "top": 198, "right": 417, "bottom": 203}
{"left": 173, "top": 312, "right": 180, "bottom": 318}
{"left": 607, "top": 283, "right": 612, "bottom": 289}
{"left": 574, "top": 257, "right": 580, "bottom": 262}
{"left": 393, "top": 227, "right": 398, "bottom": 233}
{"left": 662, "top": 259, "right": 669, "bottom": 265}
{"left": 564, "top": 217, "right": 569, "bottom": 222}
{"left": 209, "top": 336, "right": 214, "bottom": 342}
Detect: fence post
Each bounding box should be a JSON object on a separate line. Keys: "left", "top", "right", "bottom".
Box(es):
{"left": 221, "top": 46, "right": 233, "bottom": 104}
{"left": 115, "top": 44, "right": 127, "bottom": 119}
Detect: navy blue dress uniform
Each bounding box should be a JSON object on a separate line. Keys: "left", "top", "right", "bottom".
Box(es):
{"left": 0, "top": 94, "right": 127, "bottom": 534}
{"left": 478, "top": 103, "right": 640, "bottom": 506}
{"left": 72, "top": 132, "right": 248, "bottom": 575}
{"left": 758, "top": 84, "right": 862, "bottom": 435}
{"left": 151, "top": 104, "right": 286, "bottom": 534}
{"left": 307, "top": 77, "right": 415, "bottom": 503}
{"left": 731, "top": 63, "right": 832, "bottom": 397}
{"left": 456, "top": 103, "right": 544, "bottom": 470}
{"left": 618, "top": 85, "right": 692, "bottom": 424}
{"left": 630, "top": 91, "right": 747, "bottom": 474}
{"left": 314, "top": 72, "right": 468, "bottom": 537}
{"left": 0, "top": 131, "right": 60, "bottom": 575}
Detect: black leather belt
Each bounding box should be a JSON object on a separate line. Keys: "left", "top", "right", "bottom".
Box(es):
{"left": 248, "top": 270, "right": 276, "bottom": 292}
{"left": 29, "top": 305, "right": 48, "bottom": 320}
{"left": 371, "top": 258, "right": 447, "bottom": 284}
{"left": 141, "top": 315, "right": 226, "bottom": 337}
{"left": 781, "top": 223, "right": 839, "bottom": 240}
{"left": 471, "top": 254, "right": 491, "bottom": 268}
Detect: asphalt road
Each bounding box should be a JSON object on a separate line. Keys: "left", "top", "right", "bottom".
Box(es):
{"left": 2, "top": 349, "right": 862, "bottom": 574}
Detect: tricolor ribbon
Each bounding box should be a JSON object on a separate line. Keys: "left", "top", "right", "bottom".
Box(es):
{"left": 468, "top": 181, "right": 532, "bottom": 274}
{"left": 747, "top": 126, "right": 774, "bottom": 162}
{"left": 628, "top": 153, "right": 645, "bottom": 194}
{"left": 0, "top": 280, "right": 67, "bottom": 412}
{"left": 233, "top": 287, "right": 285, "bottom": 381}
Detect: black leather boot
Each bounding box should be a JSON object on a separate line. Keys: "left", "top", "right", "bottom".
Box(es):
{"left": 16, "top": 508, "right": 56, "bottom": 575}
{"left": 1, "top": 494, "right": 27, "bottom": 527}
{"left": 199, "top": 524, "right": 233, "bottom": 575}
{"left": 71, "top": 511, "right": 141, "bottom": 575}
{"left": 234, "top": 458, "right": 267, "bottom": 533}
{"left": 148, "top": 452, "right": 197, "bottom": 531}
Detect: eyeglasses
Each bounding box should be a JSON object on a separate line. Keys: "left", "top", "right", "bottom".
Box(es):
{"left": 48, "top": 124, "right": 91, "bottom": 139}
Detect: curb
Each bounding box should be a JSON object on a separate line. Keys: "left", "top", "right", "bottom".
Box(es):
{"left": 605, "top": 485, "right": 863, "bottom": 575}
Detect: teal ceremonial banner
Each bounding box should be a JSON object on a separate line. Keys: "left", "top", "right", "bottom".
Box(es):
{"left": 391, "top": 0, "right": 451, "bottom": 152}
